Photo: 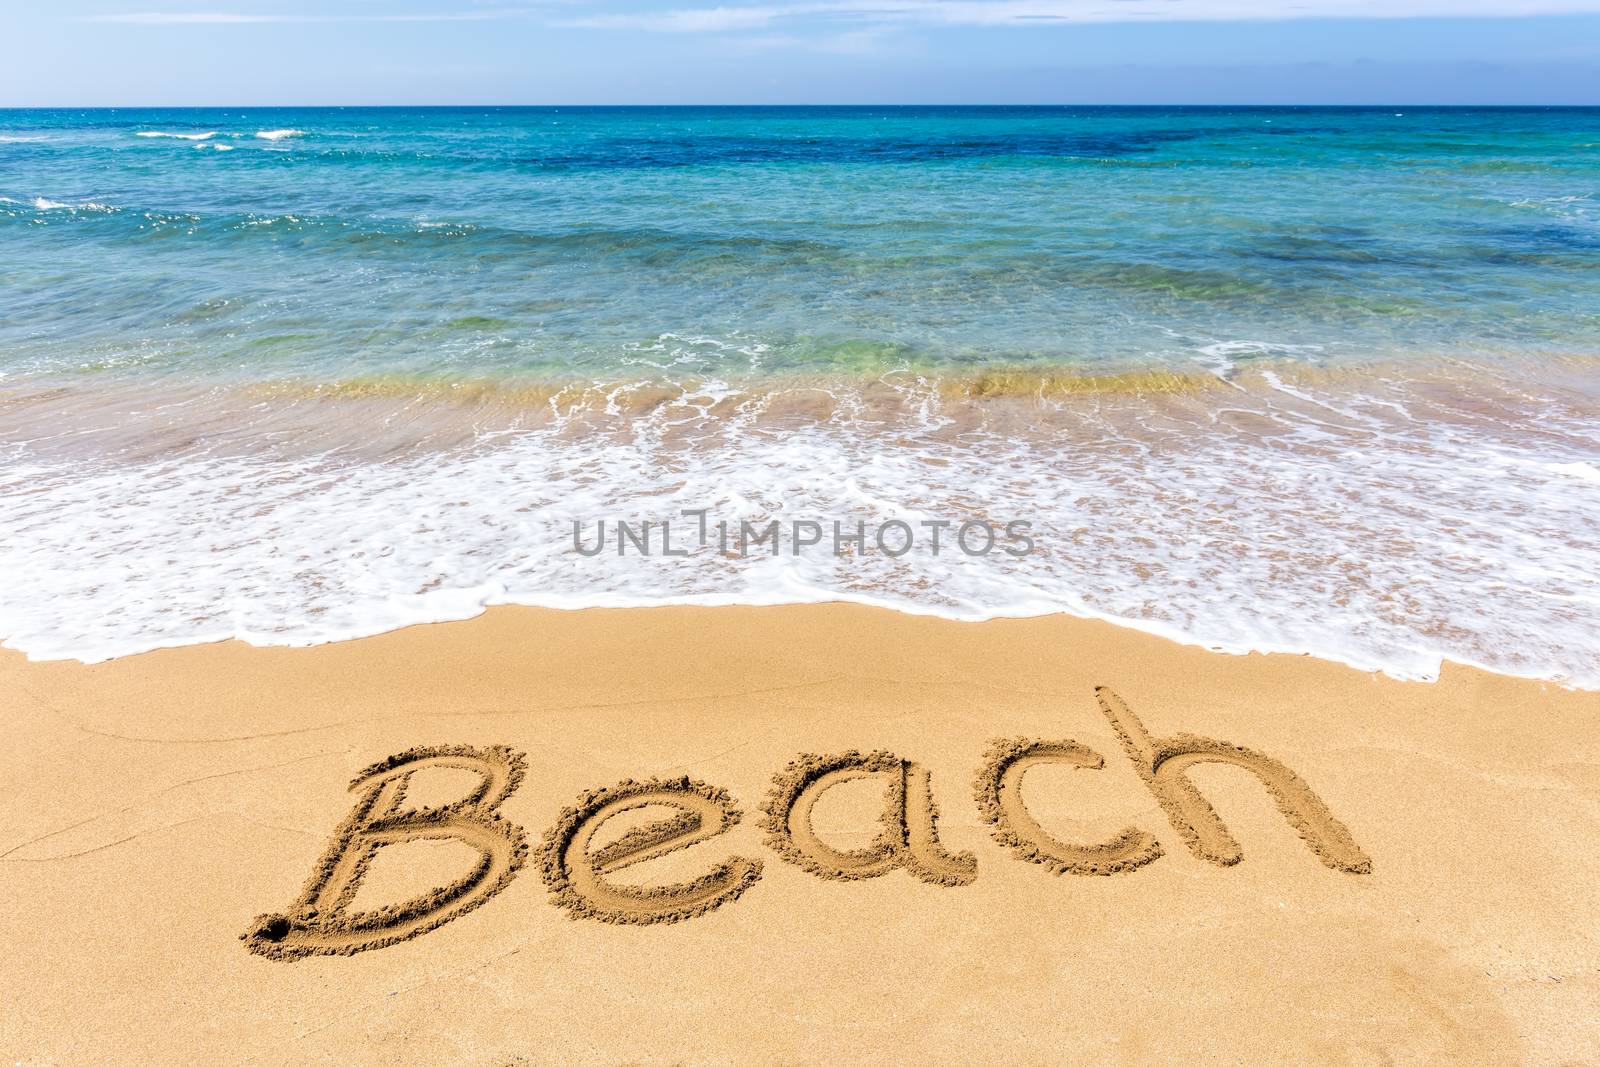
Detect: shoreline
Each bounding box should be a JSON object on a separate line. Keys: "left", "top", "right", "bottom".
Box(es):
{"left": 5, "top": 350, "right": 1597, "bottom": 688}
{"left": 4, "top": 602, "right": 1597, "bottom": 1063}
{"left": 4, "top": 597, "right": 1595, "bottom": 692}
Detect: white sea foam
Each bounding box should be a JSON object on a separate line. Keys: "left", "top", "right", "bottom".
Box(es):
{"left": 0, "top": 365, "right": 1596, "bottom": 687}
{"left": 0, "top": 135, "right": 47, "bottom": 143}
{"left": 255, "top": 128, "right": 306, "bottom": 141}
{"left": 1506, "top": 192, "right": 1595, "bottom": 228}
{"left": 27, "top": 197, "right": 114, "bottom": 212}
{"left": 193, "top": 142, "right": 235, "bottom": 152}
{"left": 1549, "top": 460, "right": 1600, "bottom": 485}
{"left": 136, "top": 130, "right": 217, "bottom": 141}
{"left": 1190, "top": 338, "right": 1326, "bottom": 378}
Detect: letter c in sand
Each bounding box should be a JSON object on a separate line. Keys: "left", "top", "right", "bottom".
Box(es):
{"left": 974, "top": 738, "right": 1163, "bottom": 875}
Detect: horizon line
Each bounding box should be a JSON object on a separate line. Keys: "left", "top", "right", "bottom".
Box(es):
{"left": 5, "top": 101, "right": 1600, "bottom": 109}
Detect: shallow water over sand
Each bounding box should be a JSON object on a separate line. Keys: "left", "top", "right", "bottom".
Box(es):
{"left": 2, "top": 107, "right": 1598, "bottom": 679}
{"left": 2, "top": 358, "right": 1596, "bottom": 686}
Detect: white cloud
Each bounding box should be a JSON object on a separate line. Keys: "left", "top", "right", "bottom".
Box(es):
{"left": 564, "top": 5, "right": 789, "bottom": 31}
{"left": 726, "top": 26, "right": 890, "bottom": 50}
{"left": 78, "top": 9, "right": 537, "bottom": 24}
{"left": 77, "top": 0, "right": 1600, "bottom": 32}
{"left": 559, "top": 0, "right": 1600, "bottom": 32}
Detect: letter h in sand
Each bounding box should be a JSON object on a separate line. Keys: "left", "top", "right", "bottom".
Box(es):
{"left": 1095, "top": 687, "right": 1372, "bottom": 874}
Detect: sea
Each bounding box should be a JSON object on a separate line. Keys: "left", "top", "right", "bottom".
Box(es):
{"left": 1, "top": 106, "right": 1597, "bottom": 684}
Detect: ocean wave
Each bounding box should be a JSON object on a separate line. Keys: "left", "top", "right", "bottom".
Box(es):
{"left": 255, "top": 128, "right": 306, "bottom": 141}
{"left": 193, "top": 142, "right": 235, "bottom": 152}
{"left": 12, "top": 196, "right": 117, "bottom": 212}
{"left": 1506, "top": 192, "right": 1596, "bottom": 229}
{"left": 0, "top": 135, "right": 47, "bottom": 143}
{"left": 0, "top": 363, "right": 1596, "bottom": 687}
{"left": 136, "top": 130, "right": 217, "bottom": 141}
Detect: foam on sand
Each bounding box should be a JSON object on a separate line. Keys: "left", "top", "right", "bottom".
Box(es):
{"left": 0, "top": 360, "right": 1594, "bottom": 688}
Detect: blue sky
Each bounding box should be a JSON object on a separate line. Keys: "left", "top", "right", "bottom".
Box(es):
{"left": 4, "top": 1, "right": 1600, "bottom": 105}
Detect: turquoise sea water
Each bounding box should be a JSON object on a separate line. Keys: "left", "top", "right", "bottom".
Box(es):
{"left": 3, "top": 106, "right": 1599, "bottom": 380}
{"left": 1, "top": 107, "right": 1597, "bottom": 682}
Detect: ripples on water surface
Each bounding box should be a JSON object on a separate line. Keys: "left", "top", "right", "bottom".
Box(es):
{"left": 1, "top": 107, "right": 1597, "bottom": 683}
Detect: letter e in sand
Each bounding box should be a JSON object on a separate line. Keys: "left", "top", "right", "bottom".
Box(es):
{"left": 540, "top": 777, "right": 763, "bottom": 924}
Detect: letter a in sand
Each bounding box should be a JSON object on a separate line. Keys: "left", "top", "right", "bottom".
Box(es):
{"left": 762, "top": 751, "right": 977, "bottom": 886}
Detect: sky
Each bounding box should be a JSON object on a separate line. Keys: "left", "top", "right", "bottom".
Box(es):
{"left": 3, "top": 1, "right": 1600, "bottom": 105}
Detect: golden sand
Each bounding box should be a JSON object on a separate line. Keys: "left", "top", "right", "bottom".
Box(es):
{"left": 2, "top": 604, "right": 1597, "bottom": 1064}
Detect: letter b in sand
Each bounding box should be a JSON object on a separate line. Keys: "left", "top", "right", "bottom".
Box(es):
{"left": 761, "top": 751, "right": 977, "bottom": 886}
{"left": 242, "top": 745, "right": 530, "bottom": 960}
{"left": 1096, "top": 688, "right": 1372, "bottom": 873}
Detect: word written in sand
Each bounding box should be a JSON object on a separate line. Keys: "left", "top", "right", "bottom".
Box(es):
{"left": 243, "top": 688, "right": 1371, "bottom": 960}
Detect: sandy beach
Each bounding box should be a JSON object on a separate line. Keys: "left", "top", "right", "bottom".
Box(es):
{"left": 3, "top": 603, "right": 1596, "bottom": 1065}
